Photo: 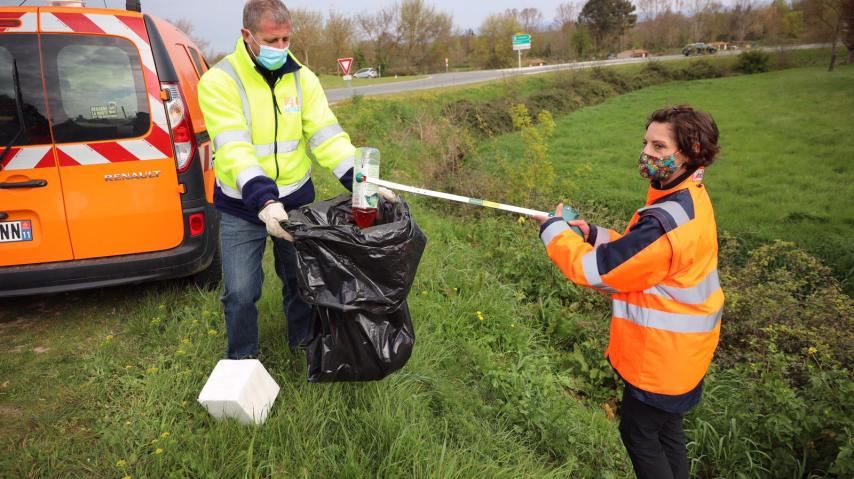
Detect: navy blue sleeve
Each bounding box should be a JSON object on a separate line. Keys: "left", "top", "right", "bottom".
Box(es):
{"left": 242, "top": 176, "right": 279, "bottom": 214}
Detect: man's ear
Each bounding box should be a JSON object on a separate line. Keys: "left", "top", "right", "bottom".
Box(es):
{"left": 693, "top": 142, "right": 701, "bottom": 155}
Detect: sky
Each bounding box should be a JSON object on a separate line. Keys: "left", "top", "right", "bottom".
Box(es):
{"left": 8, "top": 0, "right": 574, "bottom": 54}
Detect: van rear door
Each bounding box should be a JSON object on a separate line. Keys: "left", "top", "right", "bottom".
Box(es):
{"left": 0, "top": 8, "right": 74, "bottom": 267}
{"left": 39, "top": 7, "right": 184, "bottom": 260}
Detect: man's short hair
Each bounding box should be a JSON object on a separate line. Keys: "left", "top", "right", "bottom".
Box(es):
{"left": 243, "top": 0, "right": 291, "bottom": 32}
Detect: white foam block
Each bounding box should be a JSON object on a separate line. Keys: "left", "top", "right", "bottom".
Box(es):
{"left": 197, "top": 359, "right": 280, "bottom": 425}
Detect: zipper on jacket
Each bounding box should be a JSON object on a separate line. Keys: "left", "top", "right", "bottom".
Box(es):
{"left": 270, "top": 82, "right": 282, "bottom": 181}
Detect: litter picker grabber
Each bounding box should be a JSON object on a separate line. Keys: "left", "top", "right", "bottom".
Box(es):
{"left": 355, "top": 172, "right": 584, "bottom": 236}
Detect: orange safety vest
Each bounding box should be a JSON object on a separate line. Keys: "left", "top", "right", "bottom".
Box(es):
{"left": 541, "top": 168, "right": 724, "bottom": 397}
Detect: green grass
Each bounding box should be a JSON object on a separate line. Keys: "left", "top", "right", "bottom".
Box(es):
{"left": 317, "top": 74, "right": 426, "bottom": 90}
{"left": 480, "top": 65, "right": 854, "bottom": 289}
{"left": 1, "top": 56, "right": 851, "bottom": 478}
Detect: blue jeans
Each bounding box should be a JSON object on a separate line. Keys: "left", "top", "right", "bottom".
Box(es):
{"left": 219, "top": 212, "right": 313, "bottom": 358}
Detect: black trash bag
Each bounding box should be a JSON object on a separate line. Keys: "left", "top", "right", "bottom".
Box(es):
{"left": 305, "top": 302, "right": 415, "bottom": 383}
{"left": 284, "top": 194, "right": 426, "bottom": 314}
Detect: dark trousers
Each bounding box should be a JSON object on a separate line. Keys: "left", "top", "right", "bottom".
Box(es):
{"left": 619, "top": 391, "right": 689, "bottom": 479}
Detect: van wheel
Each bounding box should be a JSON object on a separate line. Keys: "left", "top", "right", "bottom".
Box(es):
{"left": 193, "top": 241, "right": 222, "bottom": 289}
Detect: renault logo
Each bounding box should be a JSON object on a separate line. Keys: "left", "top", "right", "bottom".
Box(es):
{"left": 104, "top": 170, "right": 161, "bottom": 182}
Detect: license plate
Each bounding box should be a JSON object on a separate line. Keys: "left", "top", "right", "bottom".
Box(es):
{"left": 0, "top": 220, "right": 33, "bottom": 243}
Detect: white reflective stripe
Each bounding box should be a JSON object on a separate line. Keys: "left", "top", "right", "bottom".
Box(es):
{"left": 645, "top": 269, "right": 721, "bottom": 305}
{"left": 308, "top": 124, "right": 345, "bottom": 149}
{"left": 4, "top": 147, "right": 50, "bottom": 170}
{"left": 214, "top": 60, "right": 252, "bottom": 129}
{"left": 294, "top": 70, "right": 302, "bottom": 108}
{"left": 39, "top": 13, "right": 73, "bottom": 32}
{"left": 214, "top": 129, "right": 252, "bottom": 150}
{"left": 85, "top": 14, "right": 157, "bottom": 74}
{"left": 254, "top": 140, "right": 300, "bottom": 157}
{"left": 613, "top": 300, "right": 722, "bottom": 333}
{"left": 58, "top": 144, "right": 110, "bottom": 165}
{"left": 11, "top": 12, "right": 37, "bottom": 33}
{"left": 582, "top": 250, "right": 619, "bottom": 293}
{"left": 217, "top": 169, "right": 312, "bottom": 200}
{"left": 593, "top": 226, "right": 610, "bottom": 248}
{"left": 332, "top": 156, "right": 354, "bottom": 179}
{"left": 235, "top": 165, "right": 267, "bottom": 192}
{"left": 118, "top": 139, "right": 166, "bottom": 161}
{"left": 541, "top": 221, "right": 571, "bottom": 247}
{"left": 638, "top": 201, "right": 691, "bottom": 228}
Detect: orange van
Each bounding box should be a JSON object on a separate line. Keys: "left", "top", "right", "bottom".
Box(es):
{"left": 0, "top": 1, "right": 219, "bottom": 297}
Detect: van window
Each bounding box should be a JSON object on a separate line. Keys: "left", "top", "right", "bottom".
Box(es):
{"left": 0, "top": 35, "right": 51, "bottom": 147}
{"left": 41, "top": 35, "right": 150, "bottom": 144}
{"left": 187, "top": 46, "right": 207, "bottom": 77}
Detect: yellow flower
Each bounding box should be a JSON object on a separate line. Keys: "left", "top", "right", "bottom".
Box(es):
{"left": 116, "top": 459, "right": 127, "bottom": 467}
{"left": 158, "top": 304, "right": 166, "bottom": 310}
{"left": 125, "top": 421, "right": 132, "bottom": 426}
{"left": 208, "top": 329, "right": 218, "bottom": 336}
{"left": 160, "top": 432, "right": 170, "bottom": 439}
{"left": 192, "top": 319, "right": 199, "bottom": 325}
{"left": 808, "top": 347, "right": 818, "bottom": 355}
{"left": 517, "top": 216, "right": 526, "bottom": 224}
{"left": 176, "top": 349, "right": 185, "bottom": 356}
{"left": 121, "top": 476, "right": 132, "bottom": 479}
{"left": 154, "top": 448, "right": 164, "bottom": 455}
{"left": 181, "top": 400, "right": 188, "bottom": 407}
{"left": 182, "top": 338, "right": 192, "bottom": 345}
{"left": 146, "top": 367, "right": 159, "bottom": 374}
{"left": 105, "top": 335, "right": 114, "bottom": 342}
{"left": 476, "top": 311, "right": 485, "bottom": 321}
{"left": 150, "top": 438, "right": 159, "bottom": 445}
{"left": 150, "top": 317, "right": 161, "bottom": 326}
{"left": 125, "top": 365, "right": 133, "bottom": 370}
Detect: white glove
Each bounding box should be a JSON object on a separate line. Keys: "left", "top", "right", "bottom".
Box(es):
{"left": 378, "top": 186, "right": 398, "bottom": 203}
{"left": 258, "top": 202, "right": 293, "bottom": 241}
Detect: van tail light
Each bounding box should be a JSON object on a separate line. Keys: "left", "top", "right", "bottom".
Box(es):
{"left": 161, "top": 82, "right": 195, "bottom": 173}
{"left": 188, "top": 212, "right": 205, "bottom": 236}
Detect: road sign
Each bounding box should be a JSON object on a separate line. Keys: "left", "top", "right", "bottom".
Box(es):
{"left": 343, "top": 75, "right": 352, "bottom": 81}
{"left": 512, "top": 33, "right": 531, "bottom": 51}
{"left": 337, "top": 57, "right": 353, "bottom": 76}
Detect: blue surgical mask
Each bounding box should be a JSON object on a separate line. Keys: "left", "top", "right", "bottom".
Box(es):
{"left": 248, "top": 32, "right": 288, "bottom": 70}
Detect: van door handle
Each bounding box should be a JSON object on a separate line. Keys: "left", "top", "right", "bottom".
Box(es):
{"left": 0, "top": 212, "right": 7, "bottom": 220}
{"left": 0, "top": 179, "right": 48, "bottom": 189}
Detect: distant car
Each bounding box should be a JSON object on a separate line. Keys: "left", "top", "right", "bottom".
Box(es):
{"left": 353, "top": 67, "right": 379, "bottom": 79}
{"left": 682, "top": 43, "right": 717, "bottom": 56}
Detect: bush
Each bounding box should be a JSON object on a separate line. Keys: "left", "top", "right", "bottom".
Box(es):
{"left": 736, "top": 50, "right": 771, "bottom": 74}
{"left": 675, "top": 59, "right": 729, "bottom": 80}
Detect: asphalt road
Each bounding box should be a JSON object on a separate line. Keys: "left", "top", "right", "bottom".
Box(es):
{"left": 326, "top": 44, "right": 826, "bottom": 103}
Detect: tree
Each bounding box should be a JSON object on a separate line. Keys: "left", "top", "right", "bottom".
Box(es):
{"left": 573, "top": 25, "right": 594, "bottom": 58}
{"left": 325, "top": 10, "right": 355, "bottom": 71}
{"left": 356, "top": 6, "right": 398, "bottom": 74}
{"left": 578, "top": 0, "right": 637, "bottom": 51}
{"left": 395, "top": 0, "right": 453, "bottom": 72}
{"left": 290, "top": 8, "right": 324, "bottom": 67}
{"left": 804, "top": 0, "right": 847, "bottom": 71}
{"left": 519, "top": 7, "right": 545, "bottom": 32}
{"left": 477, "top": 12, "right": 522, "bottom": 68}
{"left": 843, "top": 0, "right": 854, "bottom": 64}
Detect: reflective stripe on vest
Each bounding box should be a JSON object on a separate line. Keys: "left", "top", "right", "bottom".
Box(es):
{"left": 638, "top": 200, "right": 691, "bottom": 230}
{"left": 217, "top": 167, "right": 312, "bottom": 200}
{"left": 582, "top": 250, "right": 619, "bottom": 293}
{"left": 309, "top": 124, "right": 345, "bottom": 149}
{"left": 213, "top": 60, "right": 252, "bottom": 129}
{"left": 214, "top": 129, "right": 252, "bottom": 150}
{"left": 644, "top": 269, "right": 721, "bottom": 305}
{"left": 254, "top": 140, "right": 300, "bottom": 157}
{"left": 613, "top": 299, "right": 722, "bottom": 333}
{"left": 332, "top": 155, "right": 354, "bottom": 179}
{"left": 593, "top": 226, "right": 609, "bottom": 248}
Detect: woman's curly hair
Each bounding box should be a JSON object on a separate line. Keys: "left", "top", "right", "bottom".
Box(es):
{"left": 647, "top": 105, "right": 720, "bottom": 167}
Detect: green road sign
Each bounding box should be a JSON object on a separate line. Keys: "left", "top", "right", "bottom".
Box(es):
{"left": 512, "top": 34, "right": 531, "bottom": 45}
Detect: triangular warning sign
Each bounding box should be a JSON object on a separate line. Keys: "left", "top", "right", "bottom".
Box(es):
{"left": 337, "top": 57, "right": 353, "bottom": 76}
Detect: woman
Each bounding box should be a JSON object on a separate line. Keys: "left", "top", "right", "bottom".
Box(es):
{"left": 535, "top": 105, "right": 724, "bottom": 479}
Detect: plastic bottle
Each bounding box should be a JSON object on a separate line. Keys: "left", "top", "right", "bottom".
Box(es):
{"left": 351, "top": 147, "right": 381, "bottom": 228}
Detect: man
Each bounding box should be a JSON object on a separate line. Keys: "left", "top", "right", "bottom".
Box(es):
{"left": 198, "top": 0, "right": 393, "bottom": 359}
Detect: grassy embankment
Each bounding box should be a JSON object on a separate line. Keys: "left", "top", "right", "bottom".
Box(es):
{"left": 1, "top": 51, "right": 851, "bottom": 478}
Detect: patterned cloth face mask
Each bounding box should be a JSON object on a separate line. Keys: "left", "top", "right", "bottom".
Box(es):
{"left": 638, "top": 152, "right": 679, "bottom": 180}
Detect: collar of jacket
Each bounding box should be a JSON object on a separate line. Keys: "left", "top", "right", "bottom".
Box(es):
{"left": 646, "top": 166, "right": 700, "bottom": 204}
{"left": 233, "top": 38, "right": 302, "bottom": 86}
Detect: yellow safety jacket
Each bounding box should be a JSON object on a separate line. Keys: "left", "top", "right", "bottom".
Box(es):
{"left": 198, "top": 39, "right": 354, "bottom": 218}
{"left": 540, "top": 168, "right": 724, "bottom": 411}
